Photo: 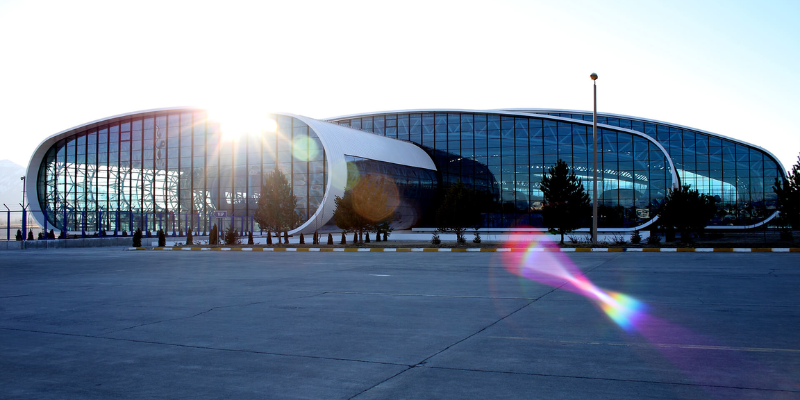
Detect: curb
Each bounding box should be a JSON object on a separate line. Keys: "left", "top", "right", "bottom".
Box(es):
{"left": 128, "top": 247, "right": 800, "bottom": 253}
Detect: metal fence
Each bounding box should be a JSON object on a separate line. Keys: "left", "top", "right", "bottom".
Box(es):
{"left": 0, "top": 208, "right": 258, "bottom": 241}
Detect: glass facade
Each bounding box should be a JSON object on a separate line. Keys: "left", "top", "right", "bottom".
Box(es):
{"left": 37, "top": 110, "right": 326, "bottom": 234}
{"left": 329, "top": 112, "right": 673, "bottom": 228}
{"left": 342, "top": 155, "right": 438, "bottom": 229}
{"left": 520, "top": 111, "right": 783, "bottom": 226}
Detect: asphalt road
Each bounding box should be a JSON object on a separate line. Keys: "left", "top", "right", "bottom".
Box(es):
{"left": 1, "top": 249, "right": 798, "bottom": 399}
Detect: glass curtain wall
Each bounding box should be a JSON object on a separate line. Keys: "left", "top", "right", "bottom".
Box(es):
{"left": 330, "top": 112, "right": 672, "bottom": 228}
{"left": 37, "top": 110, "right": 326, "bottom": 235}
{"left": 531, "top": 112, "right": 782, "bottom": 226}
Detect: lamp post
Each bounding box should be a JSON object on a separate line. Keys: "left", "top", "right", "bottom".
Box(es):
{"left": 590, "top": 73, "right": 599, "bottom": 246}
{"left": 20, "top": 176, "right": 26, "bottom": 241}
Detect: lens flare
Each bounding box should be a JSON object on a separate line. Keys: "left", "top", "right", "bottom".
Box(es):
{"left": 497, "top": 232, "right": 798, "bottom": 394}
{"left": 501, "top": 232, "right": 645, "bottom": 331}
{"left": 207, "top": 107, "right": 277, "bottom": 141}
{"left": 351, "top": 175, "right": 399, "bottom": 223}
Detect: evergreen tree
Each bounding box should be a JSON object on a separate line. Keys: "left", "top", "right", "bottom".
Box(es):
{"left": 157, "top": 229, "right": 166, "bottom": 247}
{"left": 224, "top": 224, "right": 240, "bottom": 245}
{"left": 132, "top": 228, "right": 142, "bottom": 247}
{"left": 436, "top": 182, "right": 483, "bottom": 244}
{"left": 15, "top": 229, "right": 22, "bottom": 241}
{"left": 247, "top": 230, "right": 254, "bottom": 245}
{"left": 328, "top": 233, "right": 334, "bottom": 245}
{"left": 210, "top": 224, "right": 218, "bottom": 245}
{"left": 333, "top": 175, "right": 394, "bottom": 243}
{"left": 28, "top": 230, "right": 34, "bottom": 240}
{"left": 186, "top": 229, "right": 193, "bottom": 245}
{"left": 48, "top": 229, "right": 55, "bottom": 239}
{"left": 774, "top": 154, "right": 800, "bottom": 234}
{"left": 254, "top": 168, "right": 300, "bottom": 243}
{"left": 540, "top": 159, "right": 591, "bottom": 244}
{"left": 266, "top": 231, "right": 272, "bottom": 245}
{"left": 658, "top": 184, "right": 717, "bottom": 242}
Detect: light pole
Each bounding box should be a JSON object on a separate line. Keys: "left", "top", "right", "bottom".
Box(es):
{"left": 20, "top": 176, "right": 26, "bottom": 241}
{"left": 590, "top": 73, "right": 599, "bottom": 246}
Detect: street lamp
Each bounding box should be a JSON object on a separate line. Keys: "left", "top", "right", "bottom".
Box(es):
{"left": 20, "top": 176, "right": 26, "bottom": 241}
{"left": 590, "top": 73, "right": 599, "bottom": 246}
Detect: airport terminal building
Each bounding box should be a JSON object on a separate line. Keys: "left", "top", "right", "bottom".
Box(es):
{"left": 26, "top": 107, "right": 786, "bottom": 236}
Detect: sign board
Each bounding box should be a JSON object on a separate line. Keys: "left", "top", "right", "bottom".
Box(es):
{"left": 212, "top": 211, "right": 227, "bottom": 218}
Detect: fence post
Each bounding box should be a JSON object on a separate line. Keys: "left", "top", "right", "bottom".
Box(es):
{"left": 43, "top": 209, "right": 48, "bottom": 240}
{"left": 171, "top": 212, "right": 176, "bottom": 237}
{"left": 81, "top": 210, "right": 86, "bottom": 238}
{"left": 22, "top": 208, "right": 27, "bottom": 242}
{"left": 144, "top": 213, "right": 150, "bottom": 237}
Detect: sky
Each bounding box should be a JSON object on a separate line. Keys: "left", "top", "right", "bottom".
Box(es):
{"left": 0, "top": 0, "right": 798, "bottom": 171}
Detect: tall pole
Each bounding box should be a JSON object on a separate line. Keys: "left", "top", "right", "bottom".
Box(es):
{"left": 20, "top": 176, "right": 27, "bottom": 242}
{"left": 590, "top": 73, "right": 599, "bottom": 245}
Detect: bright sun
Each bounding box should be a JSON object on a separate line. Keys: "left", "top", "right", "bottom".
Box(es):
{"left": 207, "top": 105, "right": 277, "bottom": 141}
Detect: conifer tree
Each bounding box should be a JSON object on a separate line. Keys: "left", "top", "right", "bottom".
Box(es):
{"left": 774, "top": 154, "right": 800, "bottom": 234}
{"left": 658, "top": 184, "right": 717, "bottom": 242}
{"left": 254, "top": 168, "right": 300, "bottom": 243}
{"left": 540, "top": 159, "right": 590, "bottom": 244}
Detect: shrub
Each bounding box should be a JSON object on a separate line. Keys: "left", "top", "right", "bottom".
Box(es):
{"left": 647, "top": 233, "right": 662, "bottom": 245}
{"left": 365, "top": 232, "right": 370, "bottom": 243}
{"left": 15, "top": 229, "right": 22, "bottom": 241}
{"left": 328, "top": 233, "right": 333, "bottom": 245}
{"left": 431, "top": 232, "right": 441, "bottom": 245}
{"left": 630, "top": 230, "right": 642, "bottom": 244}
{"left": 37, "top": 232, "right": 44, "bottom": 240}
{"left": 612, "top": 234, "right": 627, "bottom": 245}
{"left": 48, "top": 229, "right": 55, "bottom": 239}
{"left": 299, "top": 233, "right": 305, "bottom": 244}
{"left": 567, "top": 235, "right": 579, "bottom": 244}
{"left": 186, "top": 229, "right": 193, "bottom": 245}
{"left": 157, "top": 229, "right": 166, "bottom": 247}
{"left": 375, "top": 231, "right": 381, "bottom": 242}
{"left": 133, "top": 228, "right": 142, "bottom": 247}
{"left": 224, "top": 224, "right": 241, "bottom": 245}
{"left": 247, "top": 230, "right": 254, "bottom": 245}
{"left": 122, "top": 230, "right": 128, "bottom": 237}
{"left": 341, "top": 232, "right": 347, "bottom": 244}
{"left": 473, "top": 230, "right": 482, "bottom": 244}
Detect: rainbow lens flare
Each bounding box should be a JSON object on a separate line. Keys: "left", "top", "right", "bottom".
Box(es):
{"left": 501, "top": 232, "right": 645, "bottom": 332}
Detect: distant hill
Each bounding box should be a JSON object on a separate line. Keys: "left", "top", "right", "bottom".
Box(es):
{"left": 0, "top": 160, "right": 26, "bottom": 210}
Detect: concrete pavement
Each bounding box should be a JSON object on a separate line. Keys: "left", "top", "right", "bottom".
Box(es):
{"left": 0, "top": 250, "right": 798, "bottom": 399}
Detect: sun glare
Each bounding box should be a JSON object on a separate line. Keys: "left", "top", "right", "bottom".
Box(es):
{"left": 207, "top": 106, "right": 277, "bottom": 141}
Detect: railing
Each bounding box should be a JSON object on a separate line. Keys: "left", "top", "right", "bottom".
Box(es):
{"left": 1, "top": 208, "right": 258, "bottom": 241}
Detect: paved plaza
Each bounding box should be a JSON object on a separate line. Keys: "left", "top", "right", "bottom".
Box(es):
{"left": 1, "top": 249, "right": 799, "bottom": 399}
